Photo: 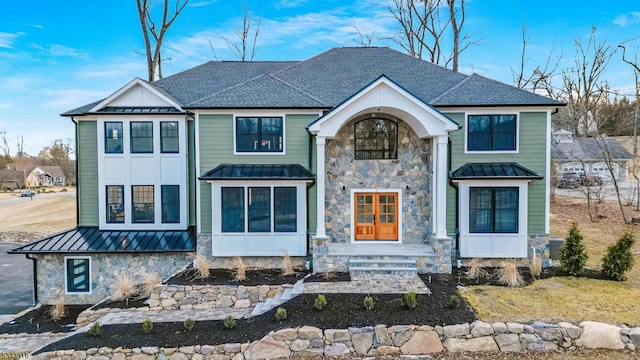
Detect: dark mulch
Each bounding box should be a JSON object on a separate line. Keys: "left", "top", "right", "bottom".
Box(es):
{"left": 303, "top": 272, "right": 351, "bottom": 282}
{"left": 0, "top": 305, "right": 91, "bottom": 335}
{"left": 451, "top": 266, "right": 607, "bottom": 287}
{"left": 165, "top": 268, "right": 307, "bottom": 286}
{"left": 37, "top": 273, "right": 476, "bottom": 352}
{"left": 92, "top": 296, "right": 149, "bottom": 311}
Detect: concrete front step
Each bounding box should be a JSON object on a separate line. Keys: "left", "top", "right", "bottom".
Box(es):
{"left": 348, "top": 257, "right": 419, "bottom": 277}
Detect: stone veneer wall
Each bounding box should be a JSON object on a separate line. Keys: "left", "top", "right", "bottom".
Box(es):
{"left": 196, "top": 233, "right": 306, "bottom": 269}
{"left": 35, "top": 253, "right": 194, "bottom": 305}
{"left": 324, "top": 115, "right": 433, "bottom": 245}
{"left": 31, "top": 321, "right": 639, "bottom": 360}
{"left": 76, "top": 284, "right": 284, "bottom": 327}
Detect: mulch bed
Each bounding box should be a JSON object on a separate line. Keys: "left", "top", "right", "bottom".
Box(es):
{"left": 451, "top": 266, "right": 607, "bottom": 287}
{"left": 37, "top": 272, "right": 476, "bottom": 352}
{"left": 92, "top": 296, "right": 149, "bottom": 311}
{"left": 0, "top": 305, "right": 91, "bottom": 334}
{"left": 165, "top": 268, "right": 307, "bottom": 286}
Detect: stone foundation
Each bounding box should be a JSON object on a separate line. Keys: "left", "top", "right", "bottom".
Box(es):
{"left": 30, "top": 321, "right": 639, "bottom": 359}
{"left": 35, "top": 253, "right": 194, "bottom": 305}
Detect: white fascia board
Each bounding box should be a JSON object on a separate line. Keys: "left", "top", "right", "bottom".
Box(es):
{"left": 308, "top": 76, "right": 457, "bottom": 138}
{"left": 89, "top": 77, "right": 184, "bottom": 113}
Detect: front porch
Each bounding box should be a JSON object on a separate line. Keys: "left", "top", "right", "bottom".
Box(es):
{"left": 312, "top": 239, "right": 452, "bottom": 276}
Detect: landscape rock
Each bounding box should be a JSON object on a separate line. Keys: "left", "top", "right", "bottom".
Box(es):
{"left": 375, "top": 324, "right": 393, "bottom": 346}
{"left": 244, "top": 336, "right": 290, "bottom": 360}
{"left": 325, "top": 329, "right": 350, "bottom": 342}
{"left": 298, "top": 326, "right": 323, "bottom": 339}
{"left": 492, "top": 322, "right": 507, "bottom": 334}
{"left": 347, "top": 333, "right": 370, "bottom": 355}
{"left": 289, "top": 339, "right": 309, "bottom": 352}
{"left": 444, "top": 337, "right": 498, "bottom": 352}
{"left": 323, "top": 343, "right": 350, "bottom": 356}
{"left": 271, "top": 328, "right": 297, "bottom": 341}
{"left": 471, "top": 321, "right": 493, "bottom": 337}
{"left": 558, "top": 322, "right": 582, "bottom": 339}
{"left": 400, "top": 331, "right": 443, "bottom": 354}
{"left": 579, "top": 321, "right": 625, "bottom": 350}
{"left": 507, "top": 322, "right": 524, "bottom": 334}
{"left": 443, "top": 323, "right": 470, "bottom": 338}
{"left": 495, "top": 334, "right": 521, "bottom": 352}
{"left": 628, "top": 327, "right": 640, "bottom": 348}
{"left": 376, "top": 346, "right": 400, "bottom": 355}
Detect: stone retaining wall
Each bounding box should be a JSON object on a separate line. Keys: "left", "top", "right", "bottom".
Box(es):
{"left": 31, "top": 321, "right": 640, "bottom": 359}
{"left": 76, "top": 284, "right": 284, "bottom": 327}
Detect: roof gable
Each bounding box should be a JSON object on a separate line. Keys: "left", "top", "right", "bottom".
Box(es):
{"left": 308, "top": 75, "right": 458, "bottom": 138}
{"left": 89, "top": 78, "right": 184, "bottom": 113}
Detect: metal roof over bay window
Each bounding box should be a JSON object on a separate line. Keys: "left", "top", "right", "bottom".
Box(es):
{"left": 199, "top": 164, "right": 315, "bottom": 181}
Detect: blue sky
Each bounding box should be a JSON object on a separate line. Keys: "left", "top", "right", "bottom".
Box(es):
{"left": 1, "top": 0, "right": 640, "bottom": 156}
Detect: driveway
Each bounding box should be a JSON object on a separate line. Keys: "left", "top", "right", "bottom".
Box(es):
{"left": 0, "top": 243, "right": 33, "bottom": 314}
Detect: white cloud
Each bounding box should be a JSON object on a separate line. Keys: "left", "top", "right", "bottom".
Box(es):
{"left": 275, "top": 0, "right": 309, "bottom": 9}
{"left": 77, "top": 61, "right": 146, "bottom": 79}
{"left": 613, "top": 11, "right": 640, "bottom": 27}
{"left": 49, "top": 44, "right": 87, "bottom": 58}
{"left": 0, "top": 103, "right": 11, "bottom": 109}
{"left": 41, "top": 89, "right": 109, "bottom": 108}
{"left": 167, "top": 6, "right": 395, "bottom": 62}
{"left": 0, "top": 77, "right": 41, "bottom": 91}
{"left": 0, "top": 32, "right": 20, "bottom": 48}
{"left": 189, "top": 0, "right": 218, "bottom": 7}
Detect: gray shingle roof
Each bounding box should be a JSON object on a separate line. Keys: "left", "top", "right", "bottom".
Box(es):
{"left": 552, "top": 137, "right": 634, "bottom": 161}
{"left": 64, "top": 47, "right": 563, "bottom": 115}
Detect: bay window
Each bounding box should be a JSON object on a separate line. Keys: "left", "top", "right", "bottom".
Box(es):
{"left": 221, "top": 186, "right": 297, "bottom": 233}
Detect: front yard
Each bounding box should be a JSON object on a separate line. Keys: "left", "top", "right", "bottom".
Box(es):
{"left": 462, "top": 195, "right": 640, "bottom": 325}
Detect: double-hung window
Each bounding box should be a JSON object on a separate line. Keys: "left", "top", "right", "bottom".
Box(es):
{"left": 467, "top": 115, "right": 516, "bottom": 151}
{"left": 221, "top": 186, "right": 297, "bottom": 233}
{"left": 236, "top": 117, "right": 283, "bottom": 153}
{"left": 106, "top": 185, "right": 124, "bottom": 223}
{"left": 65, "top": 257, "right": 90, "bottom": 294}
{"left": 105, "top": 122, "right": 123, "bottom": 153}
{"left": 160, "top": 121, "right": 179, "bottom": 153}
{"left": 469, "top": 187, "right": 518, "bottom": 233}
{"left": 132, "top": 185, "right": 154, "bottom": 223}
{"left": 161, "top": 185, "right": 180, "bottom": 223}
{"left": 131, "top": 122, "right": 153, "bottom": 153}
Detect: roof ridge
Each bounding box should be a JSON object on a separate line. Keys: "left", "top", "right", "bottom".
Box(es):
{"left": 269, "top": 47, "right": 338, "bottom": 76}
{"left": 186, "top": 72, "right": 274, "bottom": 106}
{"left": 268, "top": 74, "right": 327, "bottom": 105}
{"left": 429, "top": 74, "right": 473, "bottom": 104}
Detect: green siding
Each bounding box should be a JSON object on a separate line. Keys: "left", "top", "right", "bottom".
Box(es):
{"left": 77, "top": 121, "right": 99, "bottom": 226}
{"left": 198, "top": 113, "right": 318, "bottom": 233}
{"left": 188, "top": 120, "right": 196, "bottom": 226}
{"left": 445, "top": 111, "right": 548, "bottom": 234}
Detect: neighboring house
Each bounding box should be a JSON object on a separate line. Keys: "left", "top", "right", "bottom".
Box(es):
{"left": 551, "top": 130, "right": 634, "bottom": 181}
{"left": 11, "top": 47, "right": 563, "bottom": 304}
{"left": 26, "top": 166, "right": 66, "bottom": 187}
{"left": 0, "top": 170, "right": 24, "bottom": 190}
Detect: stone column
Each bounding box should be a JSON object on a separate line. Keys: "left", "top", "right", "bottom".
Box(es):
{"left": 435, "top": 135, "right": 448, "bottom": 238}
{"left": 315, "top": 136, "right": 327, "bottom": 239}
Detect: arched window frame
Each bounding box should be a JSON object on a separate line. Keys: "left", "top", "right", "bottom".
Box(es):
{"left": 354, "top": 117, "right": 399, "bottom": 160}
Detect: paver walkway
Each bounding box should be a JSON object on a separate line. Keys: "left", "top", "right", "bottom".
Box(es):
{"left": 0, "top": 274, "right": 430, "bottom": 354}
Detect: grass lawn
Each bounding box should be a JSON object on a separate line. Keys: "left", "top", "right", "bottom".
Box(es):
{"left": 461, "top": 195, "right": 640, "bottom": 325}
{"left": 0, "top": 191, "right": 76, "bottom": 236}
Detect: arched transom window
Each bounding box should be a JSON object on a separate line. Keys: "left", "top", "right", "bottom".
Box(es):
{"left": 354, "top": 118, "right": 398, "bottom": 160}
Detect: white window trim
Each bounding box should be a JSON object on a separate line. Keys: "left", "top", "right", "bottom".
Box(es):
{"left": 209, "top": 180, "right": 309, "bottom": 256}
{"left": 457, "top": 180, "right": 529, "bottom": 258}
{"left": 64, "top": 256, "right": 92, "bottom": 295}
{"left": 233, "top": 115, "right": 287, "bottom": 155}
{"left": 464, "top": 111, "right": 519, "bottom": 154}
{"left": 97, "top": 116, "right": 188, "bottom": 230}
{"left": 350, "top": 188, "right": 403, "bottom": 244}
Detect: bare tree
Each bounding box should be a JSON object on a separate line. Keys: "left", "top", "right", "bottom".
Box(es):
{"left": 511, "top": 21, "right": 561, "bottom": 97}
{"left": 38, "top": 139, "right": 75, "bottom": 182}
{"left": 556, "top": 26, "right": 614, "bottom": 136}
{"left": 619, "top": 42, "right": 640, "bottom": 156}
{"left": 136, "top": 0, "right": 189, "bottom": 81}
{"left": 220, "top": 2, "right": 261, "bottom": 61}
{"left": 352, "top": 25, "right": 377, "bottom": 47}
{"left": 0, "top": 131, "right": 12, "bottom": 169}
{"left": 387, "top": 0, "right": 477, "bottom": 71}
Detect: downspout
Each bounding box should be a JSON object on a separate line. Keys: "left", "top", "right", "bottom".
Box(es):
{"left": 447, "top": 138, "right": 461, "bottom": 267}
{"left": 26, "top": 254, "right": 38, "bottom": 305}
{"left": 71, "top": 117, "right": 80, "bottom": 227}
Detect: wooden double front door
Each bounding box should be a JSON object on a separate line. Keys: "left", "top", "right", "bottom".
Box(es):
{"left": 354, "top": 192, "right": 398, "bottom": 241}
